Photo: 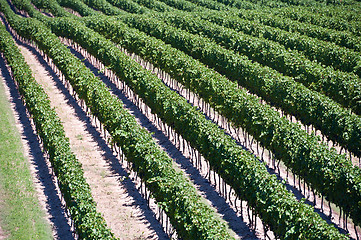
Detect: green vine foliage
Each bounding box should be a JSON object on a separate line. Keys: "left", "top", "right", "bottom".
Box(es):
{"left": 73, "top": 0, "right": 361, "bottom": 158}
{"left": 153, "top": 12, "right": 361, "bottom": 116}
{"left": 0, "top": 1, "right": 234, "bottom": 239}
{"left": 79, "top": 14, "right": 361, "bottom": 230}
{"left": 3, "top": 0, "right": 360, "bottom": 238}
{"left": 43, "top": 13, "right": 347, "bottom": 238}
{"left": 57, "top": 0, "right": 99, "bottom": 16}
{"left": 127, "top": 0, "right": 361, "bottom": 77}
{"left": 108, "top": 13, "right": 361, "bottom": 158}
{"left": 27, "top": 0, "right": 361, "bottom": 235}
{"left": 158, "top": 0, "right": 361, "bottom": 38}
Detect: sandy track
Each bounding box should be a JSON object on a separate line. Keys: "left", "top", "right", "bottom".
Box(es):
{"left": 15, "top": 35, "right": 167, "bottom": 239}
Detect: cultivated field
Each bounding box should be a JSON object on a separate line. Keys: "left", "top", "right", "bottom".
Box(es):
{"left": 0, "top": 0, "right": 361, "bottom": 239}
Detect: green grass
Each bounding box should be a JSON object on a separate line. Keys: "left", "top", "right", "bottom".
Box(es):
{"left": 0, "top": 76, "right": 53, "bottom": 240}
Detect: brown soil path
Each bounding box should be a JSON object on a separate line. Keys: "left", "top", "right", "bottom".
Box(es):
{"left": 15, "top": 36, "right": 166, "bottom": 240}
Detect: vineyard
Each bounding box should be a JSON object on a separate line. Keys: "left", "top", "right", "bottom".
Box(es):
{"left": 0, "top": 0, "right": 360, "bottom": 239}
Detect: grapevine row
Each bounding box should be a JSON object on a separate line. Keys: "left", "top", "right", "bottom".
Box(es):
{"left": 32, "top": 0, "right": 72, "bottom": 17}
{"left": 184, "top": 0, "right": 361, "bottom": 52}
{"left": 154, "top": 11, "right": 361, "bottom": 115}
{"left": 45, "top": 14, "right": 349, "bottom": 238}
{"left": 96, "top": 13, "right": 361, "bottom": 160}
{"left": 57, "top": 0, "right": 99, "bottom": 16}
{"left": 55, "top": 0, "right": 361, "bottom": 229}
{"left": 81, "top": 14, "right": 361, "bottom": 230}
{"left": 78, "top": 0, "right": 361, "bottom": 156}
{"left": 206, "top": 0, "right": 361, "bottom": 36}
{"left": 146, "top": 0, "right": 361, "bottom": 77}
{"left": 103, "top": 0, "right": 361, "bottom": 50}
{"left": 290, "top": 5, "right": 361, "bottom": 21}
{"left": 1, "top": 1, "right": 236, "bottom": 239}
{"left": 22, "top": 1, "right": 360, "bottom": 237}
{"left": 273, "top": 6, "right": 361, "bottom": 36}
{"left": 83, "top": 0, "right": 148, "bottom": 14}
{"left": 11, "top": 0, "right": 361, "bottom": 236}
{"left": 242, "top": 8, "right": 361, "bottom": 51}
{"left": 105, "top": 0, "right": 361, "bottom": 41}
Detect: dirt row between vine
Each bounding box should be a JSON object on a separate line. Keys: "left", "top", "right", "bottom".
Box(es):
{"left": 0, "top": 228, "right": 5, "bottom": 240}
